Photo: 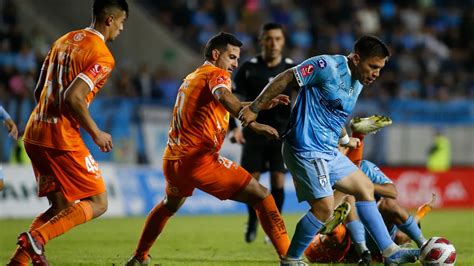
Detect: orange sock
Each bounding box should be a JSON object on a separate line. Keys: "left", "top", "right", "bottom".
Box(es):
{"left": 134, "top": 201, "right": 174, "bottom": 260}
{"left": 254, "top": 194, "right": 290, "bottom": 257}
{"left": 8, "top": 212, "right": 51, "bottom": 265}
{"left": 415, "top": 193, "right": 436, "bottom": 222}
{"left": 346, "top": 133, "right": 365, "bottom": 167}
{"left": 32, "top": 201, "right": 93, "bottom": 245}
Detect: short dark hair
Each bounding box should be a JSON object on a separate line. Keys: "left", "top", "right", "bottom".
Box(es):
{"left": 259, "top": 22, "right": 284, "bottom": 39}
{"left": 204, "top": 32, "right": 242, "bottom": 60}
{"left": 93, "top": 0, "right": 129, "bottom": 19}
{"left": 354, "top": 35, "right": 390, "bottom": 59}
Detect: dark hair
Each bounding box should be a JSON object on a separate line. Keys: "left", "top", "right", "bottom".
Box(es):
{"left": 259, "top": 22, "right": 284, "bottom": 39}
{"left": 354, "top": 35, "right": 390, "bottom": 59}
{"left": 204, "top": 32, "right": 242, "bottom": 60}
{"left": 93, "top": 0, "right": 129, "bottom": 19}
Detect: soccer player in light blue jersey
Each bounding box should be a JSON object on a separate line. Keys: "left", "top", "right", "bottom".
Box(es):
{"left": 239, "top": 36, "right": 419, "bottom": 265}
{"left": 0, "top": 105, "right": 18, "bottom": 191}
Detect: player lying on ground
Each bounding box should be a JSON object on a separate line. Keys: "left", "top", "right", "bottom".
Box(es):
{"left": 305, "top": 115, "right": 435, "bottom": 265}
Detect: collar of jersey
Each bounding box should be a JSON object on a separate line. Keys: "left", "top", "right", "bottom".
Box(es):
{"left": 85, "top": 27, "right": 105, "bottom": 42}
{"left": 344, "top": 56, "right": 352, "bottom": 77}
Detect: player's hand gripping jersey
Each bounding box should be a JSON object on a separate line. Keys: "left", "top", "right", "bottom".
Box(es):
{"left": 164, "top": 62, "right": 232, "bottom": 159}
{"left": 24, "top": 28, "right": 114, "bottom": 150}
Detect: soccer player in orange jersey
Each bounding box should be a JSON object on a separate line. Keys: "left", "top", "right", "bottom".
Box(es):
{"left": 126, "top": 32, "right": 291, "bottom": 265}
{"left": 7, "top": 1, "right": 128, "bottom": 265}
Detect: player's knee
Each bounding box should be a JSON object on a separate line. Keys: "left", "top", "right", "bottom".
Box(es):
{"left": 354, "top": 181, "right": 374, "bottom": 201}
{"left": 90, "top": 197, "right": 108, "bottom": 217}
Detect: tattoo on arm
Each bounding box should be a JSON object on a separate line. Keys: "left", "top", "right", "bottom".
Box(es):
{"left": 214, "top": 87, "right": 243, "bottom": 118}
{"left": 251, "top": 69, "right": 297, "bottom": 112}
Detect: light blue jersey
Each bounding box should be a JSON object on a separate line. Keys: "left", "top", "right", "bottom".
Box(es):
{"left": 284, "top": 55, "right": 363, "bottom": 158}
{"left": 360, "top": 160, "right": 393, "bottom": 185}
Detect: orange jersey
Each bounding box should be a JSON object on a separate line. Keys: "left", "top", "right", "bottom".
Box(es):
{"left": 24, "top": 28, "right": 114, "bottom": 150}
{"left": 163, "top": 62, "right": 232, "bottom": 159}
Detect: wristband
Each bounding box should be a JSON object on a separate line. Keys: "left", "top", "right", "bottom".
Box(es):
{"left": 340, "top": 134, "right": 350, "bottom": 145}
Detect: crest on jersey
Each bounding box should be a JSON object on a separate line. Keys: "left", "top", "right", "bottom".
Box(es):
{"left": 317, "top": 59, "right": 327, "bottom": 69}
{"left": 300, "top": 64, "right": 314, "bottom": 77}
{"left": 318, "top": 175, "right": 328, "bottom": 187}
{"left": 73, "top": 32, "right": 85, "bottom": 42}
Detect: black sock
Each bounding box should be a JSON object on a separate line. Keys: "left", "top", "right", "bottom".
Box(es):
{"left": 271, "top": 187, "right": 285, "bottom": 213}
{"left": 247, "top": 204, "right": 258, "bottom": 227}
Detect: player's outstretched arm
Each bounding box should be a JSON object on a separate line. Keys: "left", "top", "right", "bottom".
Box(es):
{"left": 63, "top": 78, "right": 113, "bottom": 152}
{"left": 239, "top": 69, "right": 297, "bottom": 126}
{"left": 4, "top": 119, "right": 18, "bottom": 140}
{"left": 247, "top": 122, "right": 279, "bottom": 140}
{"left": 213, "top": 87, "right": 244, "bottom": 118}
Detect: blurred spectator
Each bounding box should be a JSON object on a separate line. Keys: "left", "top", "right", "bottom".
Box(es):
{"left": 427, "top": 128, "right": 451, "bottom": 172}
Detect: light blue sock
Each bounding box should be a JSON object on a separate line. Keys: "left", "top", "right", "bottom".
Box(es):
{"left": 286, "top": 210, "right": 323, "bottom": 259}
{"left": 398, "top": 215, "right": 426, "bottom": 247}
{"left": 356, "top": 201, "right": 394, "bottom": 251}
{"left": 346, "top": 220, "right": 369, "bottom": 254}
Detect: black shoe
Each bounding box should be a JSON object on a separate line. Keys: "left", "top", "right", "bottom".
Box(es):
{"left": 245, "top": 220, "right": 258, "bottom": 243}
{"left": 358, "top": 250, "right": 371, "bottom": 266}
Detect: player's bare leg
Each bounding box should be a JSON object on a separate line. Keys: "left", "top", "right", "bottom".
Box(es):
{"left": 232, "top": 177, "right": 290, "bottom": 257}
{"left": 127, "top": 195, "right": 186, "bottom": 265}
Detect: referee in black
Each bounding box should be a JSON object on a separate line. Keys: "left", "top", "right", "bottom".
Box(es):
{"left": 230, "top": 22, "right": 295, "bottom": 243}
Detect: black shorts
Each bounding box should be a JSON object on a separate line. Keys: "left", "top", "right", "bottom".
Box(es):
{"left": 240, "top": 142, "right": 286, "bottom": 173}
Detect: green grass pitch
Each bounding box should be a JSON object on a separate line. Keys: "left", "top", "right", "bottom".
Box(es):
{"left": 1, "top": 209, "right": 473, "bottom": 265}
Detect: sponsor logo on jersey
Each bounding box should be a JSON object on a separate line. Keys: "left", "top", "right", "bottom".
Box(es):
{"left": 317, "top": 59, "right": 327, "bottom": 68}
{"left": 300, "top": 64, "right": 314, "bottom": 77}
{"left": 217, "top": 75, "right": 228, "bottom": 84}
{"left": 88, "top": 64, "right": 102, "bottom": 78}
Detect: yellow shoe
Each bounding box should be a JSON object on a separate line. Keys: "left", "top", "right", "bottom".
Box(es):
{"left": 350, "top": 115, "right": 392, "bottom": 134}
{"left": 319, "top": 202, "right": 351, "bottom": 235}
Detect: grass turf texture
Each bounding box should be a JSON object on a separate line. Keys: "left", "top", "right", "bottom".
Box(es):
{"left": 1, "top": 210, "right": 473, "bottom": 265}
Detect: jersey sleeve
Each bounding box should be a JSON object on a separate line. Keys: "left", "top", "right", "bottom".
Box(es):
{"left": 292, "top": 55, "right": 333, "bottom": 87}
{"left": 209, "top": 69, "right": 232, "bottom": 94}
{"left": 360, "top": 160, "right": 393, "bottom": 185}
{"left": 78, "top": 54, "right": 114, "bottom": 91}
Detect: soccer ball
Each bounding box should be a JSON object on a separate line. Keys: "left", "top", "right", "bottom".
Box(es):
{"left": 419, "top": 237, "right": 456, "bottom": 265}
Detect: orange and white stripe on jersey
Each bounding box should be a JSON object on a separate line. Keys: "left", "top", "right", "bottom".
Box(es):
{"left": 24, "top": 27, "right": 115, "bottom": 151}
{"left": 164, "top": 62, "right": 232, "bottom": 160}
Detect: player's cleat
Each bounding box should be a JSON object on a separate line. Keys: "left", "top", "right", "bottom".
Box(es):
{"left": 350, "top": 115, "right": 392, "bottom": 135}
{"left": 319, "top": 202, "right": 351, "bottom": 235}
{"left": 383, "top": 248, "right": 419, "bottom": 266}
{"left": 244, "top": 220, "right": 258, "bottom": 243}
{"left": 17, "top": 232, "right": 48, "bottom": 266}
{"left": 280, "top": 256, "right": 309, "bottom": 266}
{"left": 358, "top": 250, "right": 372, "bottom": 265}
{"left": 126, "top": 254, "right": 151, "bottom": 266}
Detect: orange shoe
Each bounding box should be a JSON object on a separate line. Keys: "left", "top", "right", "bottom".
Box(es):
{"left": 17, "top": 232, "right": 48, "bottom": 266}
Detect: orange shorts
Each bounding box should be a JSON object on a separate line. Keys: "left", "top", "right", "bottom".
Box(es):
{"left": 25, "top": 142, "right": 106, "bottom": 202}
{"left": 163, "top": 153, "right": 252, "bottom": 200}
